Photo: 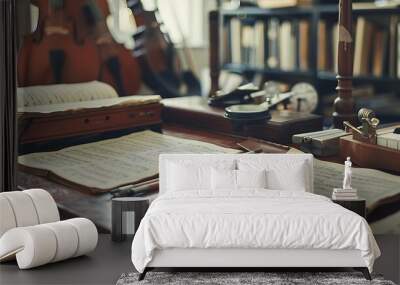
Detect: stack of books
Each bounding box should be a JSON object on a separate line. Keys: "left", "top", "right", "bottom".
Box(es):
{"left": 332, "top": 188, "right": 358, "bottom": 200}
{"left": 223, "top": 14, "right": 400, "bottom": 78}
{"left": 318, "top": 15, "right": 400, "bottom": 77}
{"left": 223, "top": 17, "right": 311, "bottom": 71}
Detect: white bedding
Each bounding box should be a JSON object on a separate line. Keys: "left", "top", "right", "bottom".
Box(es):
{"left": 131, "top": 190, "right": 380, "bottom": 273}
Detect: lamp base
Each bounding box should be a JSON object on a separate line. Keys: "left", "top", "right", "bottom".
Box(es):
{"left": 332, "top": 112, "right": 358, "bottom": 129}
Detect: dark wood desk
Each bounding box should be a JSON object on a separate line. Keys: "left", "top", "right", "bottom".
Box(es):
{"left": 16, "top": 124, "right": 252, "bottom": 233}
{"left": 18, "top": 102, "right": 162, "bottom": 154}
{"left": 17, "top": 123, "right": 399, "bottom": 232}
{"left": 162, "top": 97, "right": 323, "bottom": 145}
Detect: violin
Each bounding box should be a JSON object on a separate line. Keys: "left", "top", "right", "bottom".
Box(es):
{"left": 17, "top": 0, "right": 101, "bottom": 86}
{"left": 127, "top": 0, "right": 201, "bottom": 98}
{"left": 70, "top": 0, "right": 141, "bottom": 96}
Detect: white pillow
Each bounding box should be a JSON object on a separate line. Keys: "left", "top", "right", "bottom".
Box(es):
{"left": 211, "top": 169, "right": 267, "bottom": 191}
{"left": 266, "top": 164, "right": 306, "bottom": 191}
{"left": 237, "top": 169, "right": 267, "bottom": 189}
{"left": 167, "top": 160, "right": 235, "bottom": 191}
{"left": 238, "top": 160, "right": 307, "bottom": 191}
{"left": 211, "top": 169, "right": 236, "bottom": 190}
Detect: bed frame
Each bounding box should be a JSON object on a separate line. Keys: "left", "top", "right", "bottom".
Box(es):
{"left": 137, "top": 154, "right": 372, "bottom": 281}
{"left": 139, "top": 248, "right": 371, "bottom": 280}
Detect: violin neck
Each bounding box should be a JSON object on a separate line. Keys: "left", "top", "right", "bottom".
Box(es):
{"left": 48, "top": 0, "right": 65, "bottom": 17}
{"left": 49, "top": 0, "right": 64, "bottom": 10}
{"left": 45, "top": 0, "right": 72, "bottom": 35}
{"left": 82, "top": 0, "right": 112, "bottom": 41}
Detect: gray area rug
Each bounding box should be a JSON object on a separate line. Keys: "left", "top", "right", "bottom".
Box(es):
{"left": 116, "top": 272, "right": 395, "bottom": 285}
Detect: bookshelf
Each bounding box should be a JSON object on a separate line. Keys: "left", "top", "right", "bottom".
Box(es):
{"left": 218, "top": 5, "right": 400, "bottom": 119}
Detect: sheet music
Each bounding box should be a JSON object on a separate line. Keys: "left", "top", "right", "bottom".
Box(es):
{"left": 17, "top": 81, "right": 118, "bottom": 108}
{"left": 313, "top": 159, "right": 400, "bottom": 207}
{"left": 18, "top": 131, "right": 240, "bottom": 191}
{"left": 19, "top": 95, "right": 161, "bottom": 114}
{"left": 370, "top": 210, "right": 400, "bottom": 235}
{"left": 288, "top": 147, "right": 400, "bottom": 234}
{"left": 288, "top": 148, "right": 400, "bottom": 207}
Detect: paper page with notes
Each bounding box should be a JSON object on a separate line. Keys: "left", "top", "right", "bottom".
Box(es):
{"left": 17, "top": 81, "right": 118, "bottom": 108}
{"left": 312, "top": 158, "right": 400, "bottom": 207}
{"left": 288, "top": 147, "right": 400, "bottom": 234}
{"left": 313, "top": 159, "right": 400, "bottom": 234}
{"left": 19, "top": 95, "right": 161, "bottom": 114}
{"left": 17, "top": 80, "right": 162, "bottom": 115}
{"left": 288, "top": 147, "right": 400, "bottom": 206}
{"left": 18, "top": 131, "right": 240, "bottom": 193}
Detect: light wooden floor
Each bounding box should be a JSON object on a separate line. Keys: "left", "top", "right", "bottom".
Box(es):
{"left": 0, "top": 235, "right": 398, "bottom": 285}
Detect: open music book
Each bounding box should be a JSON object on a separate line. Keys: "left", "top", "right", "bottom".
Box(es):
{"left": 18, "top": 131, "right": 240, "bottom": 193}
{"left": 19, "top": 95, "right": 161, "bottom": 115}
{"left": 288, "top": 148, "right": 400, "bottom": 234}
{"left": 17, "top": 80, "right": 161, "bottom": 115}
{"left": 17, "top": 81, "right": 118, "bottom": 108}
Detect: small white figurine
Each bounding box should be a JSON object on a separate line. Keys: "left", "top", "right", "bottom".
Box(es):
{"left": 343, "top": 157, "right": 352, "bottom": 190}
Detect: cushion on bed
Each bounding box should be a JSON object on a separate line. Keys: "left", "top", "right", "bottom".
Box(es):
{"left": 238, "top": 159, "right": 308, "bottom": 191}
{"left": 166, "top": 160, "right": 236, "bottom": 192}
{"left": 211, "top": 169, "right": 236, "bottom": 190}
{"left": 237, "top": 169, "right": 267, "bottom": 189}
{"left": 159, "top": 154, "right": 313, "bottom": 193}
{"left": 211, "top": 169, "right": 267, "bottom": 191}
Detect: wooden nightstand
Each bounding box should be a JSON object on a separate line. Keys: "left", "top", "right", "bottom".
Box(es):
{"left": 332, "top": 199, "right": 366, "bottom": 218}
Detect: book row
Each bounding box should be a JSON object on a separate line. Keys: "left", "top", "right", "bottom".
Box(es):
{"left": 222, "top": 15, "right": 400, "bottom": 78}
{"left": 223, "top": 17, "right": 310, "bottom": 71}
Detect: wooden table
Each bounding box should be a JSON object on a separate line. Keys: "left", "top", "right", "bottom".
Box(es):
{"left": 162, "top": 97, "right": 323, "bottom": 145}
{"left": 17, "top": 123, "right": 399, "bottom": 232}
{"left": 16, "top": 124, "right": 251, "bottom": 233}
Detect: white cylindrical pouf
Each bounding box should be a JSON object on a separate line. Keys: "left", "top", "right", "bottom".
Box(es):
{"left": 24, "top": 189, "right": 59, "bottom": 224}
{"left": 0, "top": 226, "right": 57, "bottom": 269}
{"left": 0, "top": 196, "right": 17, "bottom": 237}
{"left": 65, "top": 218, "right": 98, "bottom": 257}
{"left": 42, "top": 221, "right": 79, "bottom": 262}
{"left": 1, "top": 192, "right": 39, "bottom": 227}
{"left": 0, "top": 187, "right": 98, "bottom": 270}
{"left": 0, "top": 218, "right": 98, "bottom": 269}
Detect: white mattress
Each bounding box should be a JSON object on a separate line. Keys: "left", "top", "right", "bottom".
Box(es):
{"left": 131, "top": 190, "right": 380, "bottom": 273}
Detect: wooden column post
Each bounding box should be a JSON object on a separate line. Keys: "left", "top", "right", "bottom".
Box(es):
{"left": 0, "top": 0, "right": 18, "bottom": 192}
{"left": 208, "top": 10, "right": 220, "bottom": 97}
{"left": 333, "top": 0, "right": 357, "bottom": 128}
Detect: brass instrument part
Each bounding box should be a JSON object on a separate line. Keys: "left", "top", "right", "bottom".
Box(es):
{"left": 344, "top": 108, "right": 380, "bottom": 144}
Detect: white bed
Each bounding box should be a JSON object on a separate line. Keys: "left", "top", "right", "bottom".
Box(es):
{"left": 131, "top": 154, "right": 380, "bottom": 280}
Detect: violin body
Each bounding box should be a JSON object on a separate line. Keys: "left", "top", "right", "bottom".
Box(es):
{"left": 128, "top": 0, "right": 201, "bottom": 98}
{"left": 18, "top": 0, "right": 199, "bottom": 97}
{"left": 18, "top": 0, "right": 141, "bottom": 96}
{"left": 77, "top": 0, "right": 141, "bottom": 96}
{"left": 97, "top": 44, "right": 142, "bottom": 96}
{"left": 18, "top": 0, "right": 101, "bottom": 86}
